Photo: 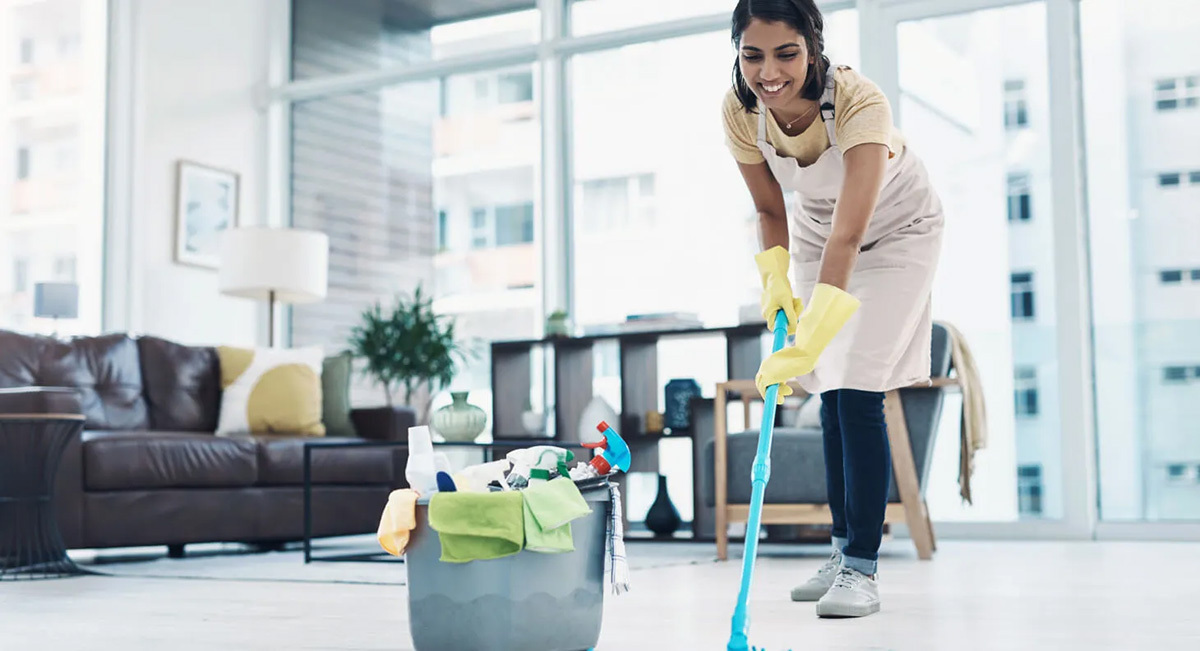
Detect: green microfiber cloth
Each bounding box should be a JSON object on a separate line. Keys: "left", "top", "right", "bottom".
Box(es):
{"left": 522, "top": 478, "right": 592, "bottom": 553}
{"left": 428, "top": 491, "right": 524, "bottom": 563}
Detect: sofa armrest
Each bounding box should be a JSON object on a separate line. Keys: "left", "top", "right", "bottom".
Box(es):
{"left": 350, "top": 406, "right": 417, "bottom": 442}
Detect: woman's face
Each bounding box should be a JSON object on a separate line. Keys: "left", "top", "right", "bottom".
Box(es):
{"left": 738, "top": 18, "right": 812, "bottom": 111}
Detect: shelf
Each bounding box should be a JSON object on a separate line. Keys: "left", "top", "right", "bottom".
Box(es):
{"left": 492, "top": 322, "right": 767, "bottom": 349}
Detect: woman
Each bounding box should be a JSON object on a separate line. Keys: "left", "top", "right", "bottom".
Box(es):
{"left": 723, "top": 0, "right": 945, "bottom": 618}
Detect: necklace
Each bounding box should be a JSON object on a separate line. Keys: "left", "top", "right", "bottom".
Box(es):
{"left": 778, "top": 102, "right": 818, "bottom": 130}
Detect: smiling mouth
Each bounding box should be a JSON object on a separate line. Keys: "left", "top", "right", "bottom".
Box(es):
{"left": 760, "top": 81, "right": 789, "bottom": 96}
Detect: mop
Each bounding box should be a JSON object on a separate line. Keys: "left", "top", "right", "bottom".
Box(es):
{"left": 726, "top": 309, "right": 793, "bottom": 651}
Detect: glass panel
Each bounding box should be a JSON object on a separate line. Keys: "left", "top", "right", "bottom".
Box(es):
{"left": 1081, "top": 0, "right": 1200, "bottom": 521}
{"left": 897, "top": 2, "right": 1061, "bottom": 522}
{"left": 289, "top": 63, "right": 541, "bottom": 425}
{"left": 291, "top": 0, "right": 539, "bottom": 81}
{"left": 569, "top": 0, "right": 860, "bottom": 68}
{"left": 568, "top": 0, "right": 731, "bottom": 36}
{"left": 1, "top": 0, "right": 106, "bottom": 337}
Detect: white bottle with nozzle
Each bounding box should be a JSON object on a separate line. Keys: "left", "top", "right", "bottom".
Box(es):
{"left": 405, "top": 425, "right": 438, "bottom": 496}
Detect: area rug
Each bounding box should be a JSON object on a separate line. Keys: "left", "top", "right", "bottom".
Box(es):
{"left": 74, "top": 536, "right": 722, "bottom": 586}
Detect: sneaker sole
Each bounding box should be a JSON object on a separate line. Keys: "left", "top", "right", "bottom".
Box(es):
{"left": 815, "top": 600, "right": 880, "bottom": 618}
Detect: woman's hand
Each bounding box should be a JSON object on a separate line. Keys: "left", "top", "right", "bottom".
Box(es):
{"left": 756, "top": 246, "right": 804, "bottom": 334}
{"left": 755, "top": 284, "right": 861, "bottom": 402}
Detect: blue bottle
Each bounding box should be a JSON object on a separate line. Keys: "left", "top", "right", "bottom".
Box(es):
{"left": 663, "top": 378, "right": 701, "bottom": 431}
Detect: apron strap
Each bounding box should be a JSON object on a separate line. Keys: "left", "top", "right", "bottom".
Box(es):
{"left": 820, "top": 63, "right": 838, "bottom": 147}
{"left": 756, "top": 102, "right": 767, "bottom": 144}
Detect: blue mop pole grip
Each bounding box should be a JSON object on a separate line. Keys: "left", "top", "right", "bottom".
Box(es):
{"left": 728, "top": 309, "right": 790, "bottom": 651}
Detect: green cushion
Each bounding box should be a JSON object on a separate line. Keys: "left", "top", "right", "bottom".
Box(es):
{"left": 322, "top": 351, "right": 357, "bottom": 437}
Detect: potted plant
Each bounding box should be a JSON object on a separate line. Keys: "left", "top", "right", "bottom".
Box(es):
{"left": 348, "top": 284, "right": 471, "bottom": 427}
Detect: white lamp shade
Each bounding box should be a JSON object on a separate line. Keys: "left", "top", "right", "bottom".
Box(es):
{"left": 218, "top": 227, "right": 329, "bottom": 303}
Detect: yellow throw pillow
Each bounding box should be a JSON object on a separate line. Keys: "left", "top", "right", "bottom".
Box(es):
{"left": 216, "top": 345, "right": 326, "bottom": 437}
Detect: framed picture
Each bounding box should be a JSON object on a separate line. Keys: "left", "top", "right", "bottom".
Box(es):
{"left": 174, "top": 160, "right": 240, "bottom": 269}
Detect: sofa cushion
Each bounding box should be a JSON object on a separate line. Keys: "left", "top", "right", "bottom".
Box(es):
{"left": 321, "top": 351, "right": 357, "bottom": 437}
{"left": 83, "top": 430, "right": 258, "bottom": 491}
{"left": 38, "top": 334, "right": 149, "bottom": 430}
{"left": 0, "top": 329, "right": 48, "bottom": 387}
{"left": 254, "top": 438, "right": 394, "bottom": 486}
{"left": 138, "top": 336, "right": 221, "bottom": 432}
{"left": 217, "top": 345, "right": 325, "bottom": 437}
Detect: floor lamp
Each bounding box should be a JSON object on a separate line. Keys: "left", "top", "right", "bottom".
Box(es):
{"left": 218, "top": 227, "right": 329, "bottom": 347}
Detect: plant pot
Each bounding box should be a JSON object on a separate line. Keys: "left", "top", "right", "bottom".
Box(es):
{"left": 431, "top": 392, "right": 487, "bottom": 442}
{"left": 645, "top": 474, "right": 682, "bottom": 538}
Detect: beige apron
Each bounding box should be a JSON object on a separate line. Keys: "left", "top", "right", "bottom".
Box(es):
{"left": 756, "top": 64, "right": 945, "bottom": 394}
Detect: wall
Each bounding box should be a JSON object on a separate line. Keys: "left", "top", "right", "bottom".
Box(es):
{"left": 105, "top": 0, "right": 280, "bottom": 347}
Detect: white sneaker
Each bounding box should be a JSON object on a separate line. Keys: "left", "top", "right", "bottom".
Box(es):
{"left": 790, "top": 550, "right": 842, "bottom": 601}
{"left": 815, "top": 567, "right": 880, "bottom": 618}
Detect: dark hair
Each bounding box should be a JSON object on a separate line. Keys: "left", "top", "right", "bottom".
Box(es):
{"left": 730, "top": 0, "right": 830, "bottom": 113}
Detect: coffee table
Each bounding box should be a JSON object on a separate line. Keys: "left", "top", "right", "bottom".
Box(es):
{"left": 302, "top": 437, "right": 590, "bottom": 563}
{"left": 0, "top": 411, "right": 89, "bottom": 580}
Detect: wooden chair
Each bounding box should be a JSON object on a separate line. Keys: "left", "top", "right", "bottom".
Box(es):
{"left": 710, "top": 323, "right": 958, "bottom": 562}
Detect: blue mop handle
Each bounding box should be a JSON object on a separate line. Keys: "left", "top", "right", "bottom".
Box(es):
{"left": 728, "top": 309, "right": 790, "bottom": 651}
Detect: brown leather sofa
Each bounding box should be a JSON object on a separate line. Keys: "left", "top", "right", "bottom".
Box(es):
{"left": 0, "top": 329, "right": 413, "bottom": 555}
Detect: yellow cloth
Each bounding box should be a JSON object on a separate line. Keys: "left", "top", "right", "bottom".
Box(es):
{"left": 755, "top": 246, "right": 804, "bottom": 335}
{"left": 722, "top": 66, "right": 905, "bottom": 165}
{"left": 377, "top": 489, "right": 418, "bottom": 556}
{"left": 756, "top": 283, "right": 861, "bottom": 403}
{"left": 941, "top": 322, "right": 988, "bottom": 505}
{"left": 215, "top": 345, "right": 325, "bottom": 436}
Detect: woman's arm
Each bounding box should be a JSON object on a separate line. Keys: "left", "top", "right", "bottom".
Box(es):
{"left": 736, "top": 161, "right": 789, "bottom": 249}
{"left": 818, "top": 143, "right": 889, "bottom": 290}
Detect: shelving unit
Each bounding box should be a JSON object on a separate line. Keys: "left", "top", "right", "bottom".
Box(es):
{"left": 491, "top": 323, "right": 767, "bottom": 441}
{"left": 490, "top": 323, "right": 771, "bottom": 539}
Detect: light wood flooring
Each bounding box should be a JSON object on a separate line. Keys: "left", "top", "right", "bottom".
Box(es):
{"left": 1, "top": 540, "right": 1198, "bottom": 650}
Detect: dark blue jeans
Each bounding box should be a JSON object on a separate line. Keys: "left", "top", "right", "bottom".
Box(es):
{"left": 820, "top": 389, "right": 891, "bottom": 575}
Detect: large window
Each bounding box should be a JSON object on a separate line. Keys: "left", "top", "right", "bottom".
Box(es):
{"left": 1, "top": 0, "right": 106, "bottom": 337}
{"left": 897, "top": 2, "right": 1063, "bottom": 522}
{"left": 1082, "top": 0, "right": 1200, "bottom": 522}
{"left": 290, "top": 6, "right": 542, "bottom": 416}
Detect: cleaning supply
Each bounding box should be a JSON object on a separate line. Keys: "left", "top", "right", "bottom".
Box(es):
{"left": 428, "top": 490, "right": 525, "bottom": 563}
{"left": 728, "top": 310, "right": 795, "bottom": 651}
{"left": 755, "top": 245, "right": 805, "bottom": 335}
{"left": 507, "top": 446, "right": 572, "bottom": 489}
{"left": 522, "top": 477, "right": 592, "bottom": 553}
{"left": 570, "top": 420, "right": 632, "bottom": 480}
{"left": 453, "top": 459, "right": 512, "bottom": 492}
{"left": 376, "top": 488, "right": 418, "bottom": 556}
{"left": 754, "top": 282, "right": 861, "bottom": 403}
{"left": 405, "top": 425, "right": 439, "bottom": 496}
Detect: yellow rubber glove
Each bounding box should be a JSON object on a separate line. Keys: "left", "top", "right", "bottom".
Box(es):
{"left": 755, "top": 246, "right": 804, "bottom": 335}
{"left": 755, "top": 283, "right": 862, "bottom": 403}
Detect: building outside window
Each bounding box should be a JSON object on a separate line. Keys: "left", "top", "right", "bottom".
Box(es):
{"left": 1007, "top": 173, "right": 1032, "bottom": 222}
{"left": 1154, "top": 75, "right": 1199, "bottom": 110}
{"left": 1014, "top": 366, "right": 1040, "bottom": 417}
{"left": 1010, "top": 272, "right": 1036, "bottom": 320}
{"left": 1004, "top": 78, "right": 1029, "bottom": 128}
{"left": 1018, "top": 465, "right": 1044, "bottom": 516}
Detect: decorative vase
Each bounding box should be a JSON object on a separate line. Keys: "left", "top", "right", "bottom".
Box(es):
{"left": 521, "top": 409, "right": 546, "bottom": 436}
{"left": 577, "top": 396, "right": 618, "bottom": 443}
{"left": 663, "top": 378, "right": 701, "bottom": 431}
{"left": 431, "top": 392, "right": 487, "bottom": 442}
{"left": 546, "top": 314, "right": 570, "bottom": 338}
{"left": 645, "top": 474, "right": 682, "bottom": 538}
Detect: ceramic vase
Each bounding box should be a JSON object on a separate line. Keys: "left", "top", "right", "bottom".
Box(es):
{"left": 664, "top": 378, "right": 701, "bottom": 431}
{"left": 431, "top": 392, "right": 487, "bottom": 442}
{"left": 645, "top": 474, "right": 682, "bottom": 538}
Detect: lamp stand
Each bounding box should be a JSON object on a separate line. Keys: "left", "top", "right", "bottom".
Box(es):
{"left": 268, "top": 289, "right": 276, "bottom": 348}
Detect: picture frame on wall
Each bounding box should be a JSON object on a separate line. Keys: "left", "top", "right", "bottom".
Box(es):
{"left": 174, "top": 160, "right": 240, "bottom": 269}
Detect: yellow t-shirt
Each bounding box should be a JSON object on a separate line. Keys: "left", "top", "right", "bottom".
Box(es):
{"left": 722, "top": 66, "right": 905, "bottom": 167}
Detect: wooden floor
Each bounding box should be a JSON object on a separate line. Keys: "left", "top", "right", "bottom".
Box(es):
{"left": 2, "top": 540, "right": 1199, "bottom": 650}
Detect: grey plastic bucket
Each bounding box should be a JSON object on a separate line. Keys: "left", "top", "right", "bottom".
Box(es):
{"left": 405, "top": 482, "right": 611, "bottom": 651}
